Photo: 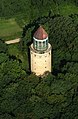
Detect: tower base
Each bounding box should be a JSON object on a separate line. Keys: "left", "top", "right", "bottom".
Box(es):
{"left": 30, "top": 43, "right": 52, "bottom": 76}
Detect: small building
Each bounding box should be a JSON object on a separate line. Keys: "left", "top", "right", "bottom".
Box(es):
{"left": 30, "top": 26, "right": 52, "bottom": 76}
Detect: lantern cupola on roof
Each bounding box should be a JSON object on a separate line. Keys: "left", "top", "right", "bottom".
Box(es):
{"left": 33, "top": 26, "right": 48, "bottom": 51}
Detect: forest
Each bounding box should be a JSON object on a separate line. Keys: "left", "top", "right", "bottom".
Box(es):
{"left": 0, "top": 0, "right": 78, "bottom": 119}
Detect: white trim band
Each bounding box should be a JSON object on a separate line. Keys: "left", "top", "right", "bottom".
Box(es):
{"left": 33, "top": 37, "right": 48, "bottom": 42}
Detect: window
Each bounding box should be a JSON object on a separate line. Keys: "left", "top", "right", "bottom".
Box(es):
{"left": 39, "top": 56, "right": 42, "bottom": 58}
{"left": 35, "top": 41, "right": 37, "bottom": 49}
{"left": 35, "top": 41, "right": 37, "bottom": 45}
{"left": 31, "top": 51, "right": 32, "bottom": 54}
{"left": 43, "top": 41, "right": 45, "bottom": 47}
{"left": 38, "top": 42, "right": 42, "bottom": 50}
{"left": 39, "top": 42, "right": 41, "bottom": 47}
{"left": 46, "top": 40, "right": 48, "bottom": 47}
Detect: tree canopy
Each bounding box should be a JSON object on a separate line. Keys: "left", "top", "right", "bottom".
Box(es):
{"left": 0, "top": 0, "right": 78, "bottom": 119}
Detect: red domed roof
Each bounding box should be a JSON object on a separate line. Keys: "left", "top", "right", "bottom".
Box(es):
{"left": 33, "top": 26, "right": 48, "bottom": 40}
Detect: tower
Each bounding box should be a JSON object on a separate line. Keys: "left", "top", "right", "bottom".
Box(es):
{"left": 30, "top": 26, "right": 52, "bottom": 76}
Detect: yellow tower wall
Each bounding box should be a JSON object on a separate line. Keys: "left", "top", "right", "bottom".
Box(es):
{"left": 30, "top": 43, "right": 52, "bottom": 76}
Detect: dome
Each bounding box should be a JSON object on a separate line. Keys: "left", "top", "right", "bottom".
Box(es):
{"left": 33, "top": 26, "right": 48, "bottom": 51}
{"left": 33, "top": 26, "right": 48, "bottom": 40}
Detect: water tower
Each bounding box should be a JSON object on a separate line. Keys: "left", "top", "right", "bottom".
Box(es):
{"left": 30, "top": 26, "right": 52, "bottom": 76}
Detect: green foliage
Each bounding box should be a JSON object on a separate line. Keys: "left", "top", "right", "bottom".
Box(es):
{"left": 0, "top": 53, "right": 8, "bottom": 64}
{"left": 0, "top": 18, "right": 22, "bottom": 40}
{"left": 0, "top": 40, "right": 7, "bottom": 53}
{"left": 0, "top": 1, "right": 78, "bottom": 118}
{"left": 1, "top": 0, "right": 78, "bottom": 40}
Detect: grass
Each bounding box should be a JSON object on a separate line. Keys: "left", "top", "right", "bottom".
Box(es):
{"left": 0, "top": 18, "right": 22, "bottom": 40}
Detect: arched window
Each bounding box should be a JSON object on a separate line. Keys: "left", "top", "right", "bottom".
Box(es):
{"left": 43, "top": 41, "right": 45, "bottom": 48}
{"left": 39, "top": 42, "right": 41, "bottom": 49}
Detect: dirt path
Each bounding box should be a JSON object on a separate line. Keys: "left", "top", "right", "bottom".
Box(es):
{"left": 5, "top": 38, "right": 20, "bottom": 44}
